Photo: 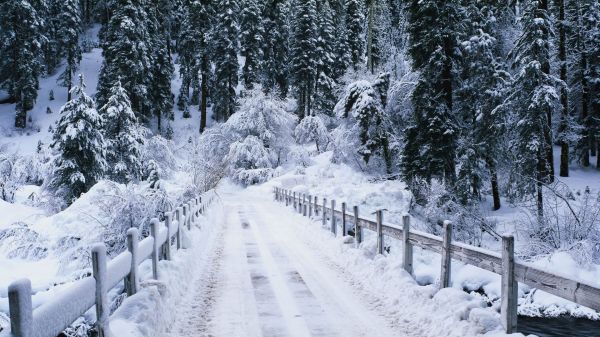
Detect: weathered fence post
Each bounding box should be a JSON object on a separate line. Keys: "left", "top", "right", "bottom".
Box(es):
{"left": 298, "top": 194, "right": 303, "bottom": 214}
{"left": 354, "top": 206, "right": 361, "bottom": 248}
{"left": 341, "top": 202, "right": 347, "bottom": 236}
{"left": 314, "top": 196, "right": 318, "bottom": 216}
{"left": 402, "top": 215, "right": 413, "bottom": 275}
{"left": 309, "top": 194, "right": 313, "bottom": 217}
{"left": 183, "top": 204, "right": 190, "bottom": 230}
{"left": 330, "top": 200, "right": 337, "bottom": 235}
{"left": 322, "top": 198, "right": 327, "bottom": 227}
{"left": 376, "top": 210, "right": 384, "bottom": 254}
{"left": 303, "top": 194, "right": 307, "bottom": 216}
{"left": 176, "top": 207, "right": 182, "bottom": 249}
{"left": 8, "top": 279, "right": 33, "bottom": 337}
{"left": 440, "top": 221, "right": 452, "bottom": 288}
{"left": 501, "top": 235, "right": 517, "bottom": 333}
{"left": 92, "top": 244, "right": 109, "bottom": 337}
{"left": 125, "top": 228, "right": 139, "bottom": 296}
{"left": 285, "top": 190, "right": 289, "bottom": 206}
{"left": 165, "top": 212, "right": 173, "bottom": 261}
{"left": 293, "top": 192, "right": 297, "bottom": 210}
{"left": 150, "top": 218, "right": 160, "bottom": 280}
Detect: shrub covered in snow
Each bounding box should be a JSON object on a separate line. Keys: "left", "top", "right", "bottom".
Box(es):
{"left": 331, "top": 73, "right": 396, "bottom": 174}
{"left": 294, "top": 115, "right": 329, "bottom": 153}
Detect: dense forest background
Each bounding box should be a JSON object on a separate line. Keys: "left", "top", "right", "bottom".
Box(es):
{"left": 0, "top": 0, "right": 599, "bottom": 262}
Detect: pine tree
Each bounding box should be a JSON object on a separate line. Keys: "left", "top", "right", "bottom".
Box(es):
{"left": 335, "top": 73, "right": 393, "bottom": 173}
{"left": 291, "top": 0, "right": 318, "bottom": 119}
{"left": 241, "top": 0, "right": 264, "bottom": 89}
{"left": 345, "top": 0, "right": 364, "bottom": 70}
{"left": 57, "top": 0, "right": 83, "bottom": 101}
{"left": 212, "top": 0, "right": 240, "bottom": 121}
{"left": 100, "top": 79, "right": 144, "bottom": 183}
{"left": 261, "top": 0, "right": 292, "bottom": 96}
{"left": 502, "top": 0, "right": 560, "bottom": 219}
{"left": 50, "top": 75, "right": 106, "bottom": 204}
{"left": 402, "top": 0, "right": 464, "bottom": 186}
{"left": 0, "top": 0, "right": 45, "bottom": 128}
{"left": 147, "top": 2, "right": 174, "bottom": 131}
{"left": 96, "top": 0, "right": 153, "bottom": 122}
{"left": 314, "top": 0, "right": 338, "bottom": 116}
{"left": 454, "top": 3, "right": 510, "bottom": 209}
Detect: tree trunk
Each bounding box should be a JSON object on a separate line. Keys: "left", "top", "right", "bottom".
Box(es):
{"left": 486, "top": 157, "right": 501, "bottom": 210}
{"left": 558, "top": 0, "right": 569, "bottom": 177}
{"left": 200, "top": 68, "right": 208, "bottom": 133}
{"left": 67, "top": 69, "right": 73, "bottom": 102}
{"left": 539, "top": 0, "right": 555, "bottom": 183}
{"left": 581, "top": 51, "right": 590, "bottom": 167}
{"left": 15, "top": 104, "right": 26, "bottom": 129}
{"left": 442, "top": 36, "right": 456, "bottom": 183}
{"left": 366, "top": 0, "right": 375, "bottom": 74}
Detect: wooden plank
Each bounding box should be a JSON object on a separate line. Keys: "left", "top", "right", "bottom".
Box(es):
{"left": 402, "top": 215, "right": 413, "bottom": 275}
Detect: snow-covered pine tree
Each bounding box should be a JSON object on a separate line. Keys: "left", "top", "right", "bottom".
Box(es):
{"left": 334, "top": 73, "right": 393, "bottom": 173}
{"left": 291, "top": 0, "right": 318, "bottom": 119}
{"left": 345, "top": 0, "right": 364, "bottom": 70}
{"left": 261, "top": 0, "right": 292, "bottom": 97}
{"left": 57, "top": 0, "right": 82, "bottom": 101}
{"left": 0, "top": 0, "right": 45, "bottom": 128}
{"left": 100, "top": 79, "right": 144, "bottom": 183}
{"left": 212, "top": 0, "right": 240, "bottom": 122}
{"left": 402, "top": 0, "right": 464, "bottom": 186}
{"left": 96, "top": 0, "right": 153, "bottom": 122}
{"left": 454, "top": 2, "right": 510, "bottom": 209}
{"left": 502, "top": 0, "right": 560, "bottom": 219}
{"left": 313, "top": 0, "right": 337, "bottom": 116}
{"left": 45, "top": 0, "right": 62, "bottom": 74}
{"left": 147, "top": 2, "right": 174, "bottom": 132}
{"left": 241, "top": 0, "right": 264, "bottom": 89}
{"left": 50, "top": 75, "right": 107, "bottom": 205}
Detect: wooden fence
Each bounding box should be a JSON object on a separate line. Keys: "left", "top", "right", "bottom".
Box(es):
{"left": 1, "top": 191, "right": 216, "bottom": 337}
{"left": 274, "top": 187, "right": 600, "bottom": 333}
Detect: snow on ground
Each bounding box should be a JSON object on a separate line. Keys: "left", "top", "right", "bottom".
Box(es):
{"left": 152, "top": 181, "right": 519, "bottom": 337}
{"left": 269, "top": 151, "right": 600, "bottom": 320}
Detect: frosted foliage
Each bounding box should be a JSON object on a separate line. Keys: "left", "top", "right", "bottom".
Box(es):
{"left": 294, "top": 115, "right": 329, "bottom": 153}
{"left": 227, "top": 89, "right": 296, "bottom": 149}
{"left": 228, "top": 135, "right": 274, "bottom": 185}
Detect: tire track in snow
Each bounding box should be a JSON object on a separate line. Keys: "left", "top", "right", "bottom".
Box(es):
{"left": 162, "top": 221, "right": 226, "bottom": 337}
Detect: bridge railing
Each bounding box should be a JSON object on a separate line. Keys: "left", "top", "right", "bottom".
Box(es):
{"left": 2, "top": 190, "right": 217, "bottom": 337}
{"left": 274, "top": 187, "right": 600, "bottom": 334}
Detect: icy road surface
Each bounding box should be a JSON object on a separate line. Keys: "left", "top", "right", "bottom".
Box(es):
{"left": 165, "top": 188, "right": 410, "bottom": 337}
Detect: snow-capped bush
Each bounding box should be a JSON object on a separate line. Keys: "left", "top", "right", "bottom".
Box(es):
{"left": 140, "top": 135, "right": 175, "bottom": 178}
{"left": 331, "top": 73, "right": 395, "bottom": 174}
{"left": 0, "top": 147, "right": 51, "bottom": 202}
{"left": 227, "top": 136, "right": 274, "bottom": 185}
{"left": 294, "top": 115, "right": 329, "bottom": 153}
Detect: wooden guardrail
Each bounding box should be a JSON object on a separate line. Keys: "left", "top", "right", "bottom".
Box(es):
{"left": 274, "top": 187, "right": 600, "bottom": 333}
{"left": 1, "top": 191, "right": 216, "bottom": 337}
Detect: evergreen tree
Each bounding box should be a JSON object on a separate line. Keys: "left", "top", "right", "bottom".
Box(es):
{"left": 345, "top": 0, "right": 364, "bottom": 70}
{"left": 100, "top": 80, "right": 144, "bottom": 183}
{"left": 402, "top": 0, "right": 464, "bottom": 186}
{"left": 261, "top": 0, "right": 292, "bottom": 96}
{"left": 502, "top": 0, "right": 560, "bottom": 219}
{"left": 212, "top": 0, "right": 240, "bottom": 121}
{"left": 454, "top": 3, "right": 510, "bottom": 209}
{"left": 291, "top": 0, "right": 318, "bottom": 119}
{"left": 314, "top": 0, "right": 338, "bottom": 116}
{"left": 57, "top": 0, "right": 83, "bottom": 101}
{"left": 50, "top": 75, "right": 107, "bottom": 204}
{"left": 335, "top": 73, "right": 393, "bottom": 173}
{"left": 96, "top": 0, "right": 152, "bottom": 122}
{"left": 0, "top": 0, "right": 45, "bottom": 128}
{"left": 147, "top": 2, "right": 174, "bottom": 132}
{"left": 241, "top": 0, "right": 264, "bottom": 89}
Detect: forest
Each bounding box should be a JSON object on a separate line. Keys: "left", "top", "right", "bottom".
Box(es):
{"left": 0, "top": 0, "right": 600, "bottom": 318}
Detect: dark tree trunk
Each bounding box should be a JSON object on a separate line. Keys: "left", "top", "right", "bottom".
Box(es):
{"left": 15, "top": 105, "right": 26, "bottom": 129}
{"left": 557, "top": 0, "right": 569, "bottom": 177}
{"left": 486, "top": 157, "right": 501, "bottom": 210}
{"left": 200, "top": 69, "right": 208, "bottom": 133}
{"left": 581, "top": 51, "right": 590, "bottom": 167}
{"left": 539, "top": 0, "right": 555, "bottom": 183}
{"left": 442, "top": 36, "right": 456, "bottom": 183}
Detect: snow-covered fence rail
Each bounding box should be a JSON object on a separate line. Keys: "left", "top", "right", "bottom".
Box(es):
{"left": 274, "top": 187, "right": 600, "bottom": 334}
{"left": 1, "top": 191, "right": 216, "bottom": 337}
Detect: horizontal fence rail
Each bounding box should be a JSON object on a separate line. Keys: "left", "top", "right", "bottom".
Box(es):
{"left": 1, "top": 191, "right": 216, "bottom": 337}
{"left": 274, "top": 187, "right": 600, "bottom": 333}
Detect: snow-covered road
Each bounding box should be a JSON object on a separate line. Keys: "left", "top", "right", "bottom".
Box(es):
{"left": 165, "top": 187, "right": 411, "bottom": 337}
